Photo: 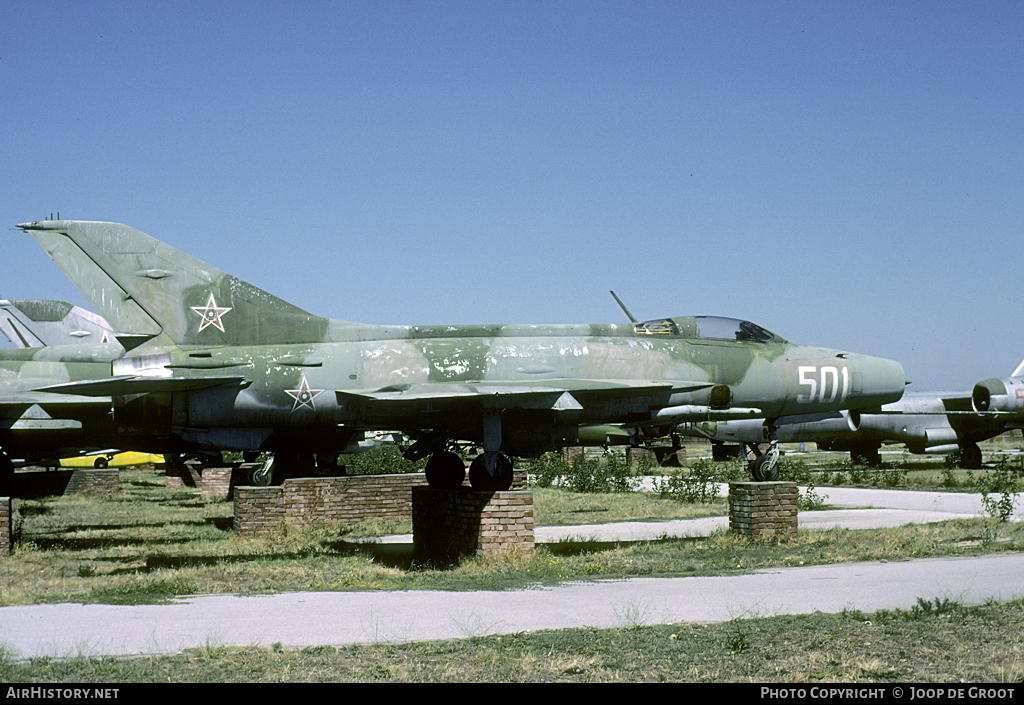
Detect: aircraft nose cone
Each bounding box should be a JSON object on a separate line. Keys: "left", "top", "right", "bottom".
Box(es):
{"left": 861, "top": 356, "right": 906, "bottom": 406}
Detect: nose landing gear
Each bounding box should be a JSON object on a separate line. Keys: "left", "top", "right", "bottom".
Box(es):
{"left": 746, "top": 419, "right": 781, "bottom": 482}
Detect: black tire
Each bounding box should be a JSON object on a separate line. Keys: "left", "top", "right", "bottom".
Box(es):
{"left": 959, "top": 443, "right": 983, "bottom": 469}
{"left": 468, "top": 452, "right": 513, "bottom": 491}
{"left": 851, "top": 446, "right": 881, "bottom": 467}
{"left": 425, "top": 451, "right": 466, "bottom": 489}
{"left": 248, "top": 462, "right": 274, "bottom": 486}
{"left": 0, "top": 452, "right": 13, "bottom": 496}
{"left": 750, "top": 454, "right": 779, "bottom": 482}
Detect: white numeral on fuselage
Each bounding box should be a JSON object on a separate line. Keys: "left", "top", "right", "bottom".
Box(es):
{"left": 797, "top": 365, "right": 849, "bottom": 405}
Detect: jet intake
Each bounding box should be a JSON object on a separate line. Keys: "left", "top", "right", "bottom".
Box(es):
{"left": 972, "top": 377, "right": 1024, "bottom": 413}
{"left": 846, "top": 409, "right": 894, "bottom": 434}
{"left": 847, "top": 409, "right": 861, "bottom": 431}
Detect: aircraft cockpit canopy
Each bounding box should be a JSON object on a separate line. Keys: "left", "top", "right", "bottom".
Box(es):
{"left": 634, "top": 316, "right": 779, "bottom": 343}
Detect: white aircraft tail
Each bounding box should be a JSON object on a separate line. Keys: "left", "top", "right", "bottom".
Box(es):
{"left": 0, "top": 298, "right": 117, "bottom": 348}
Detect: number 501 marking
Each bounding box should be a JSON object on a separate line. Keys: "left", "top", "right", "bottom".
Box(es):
{"left": 798, "top": 365, "right": 849, "bottom": 404}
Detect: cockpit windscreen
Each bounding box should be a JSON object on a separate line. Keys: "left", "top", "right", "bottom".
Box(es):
{"left": 634, "top": 316, "right": 776, "bottom": 343}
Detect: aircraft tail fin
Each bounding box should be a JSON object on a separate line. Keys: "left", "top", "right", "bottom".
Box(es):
{"left": 1013, "top": 358, "right": 1024, "bottom": 378}
{"left": 17, "top": 220, "right": 332, "bottom": 348}
{"left": 0, "top": 298, "right": 118, "bottom": 348}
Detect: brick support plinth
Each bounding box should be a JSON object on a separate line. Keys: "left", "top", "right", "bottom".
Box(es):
{"left": 729, "top": 482, "right": 799, "bottom": 540}
{"left": 412, "top": 487, "right": 534, "bottom": 563}
{"left": 1, "top": 497, "right": 10, "bottom": 556}
{"left": 64, "top": 469, "right": 119, "bottom": 495}
{"left": 233, "top": 473, "right": 428, "bottom": 536}
{"left": 4, "top": 469, "right": 119, "bottom": 498}
{"left": 200, "top": 467, "right": 235, "bottom": 501}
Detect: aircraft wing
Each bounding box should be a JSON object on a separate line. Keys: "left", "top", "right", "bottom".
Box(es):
{"left": 0, "top": 394, "right": 111, "bottom": 431}
{"left": 338, "top": 379, "right": 718, "bottom": 417}
{"left": 32, "top": 375, "right": 250, "bottom": 397}
{"left": 341, "top": 378, "right": 702, "bottom": 399}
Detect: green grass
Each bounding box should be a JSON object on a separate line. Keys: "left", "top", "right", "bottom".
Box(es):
{"left": 4, "top": 447, "right": 1024, "bottom": 682}
{"left": 4, "top": 466, "right": 1023, "bottom": 606}
{"left": 3, "top": 598, "right": 1022, "bottom": 682}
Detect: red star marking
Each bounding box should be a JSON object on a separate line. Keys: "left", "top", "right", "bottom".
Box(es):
{"left": 286, "top": 375, "right": 324, "bottom": 412}
{"left": 191, "top": 293, "right": 232, "bottom": 332}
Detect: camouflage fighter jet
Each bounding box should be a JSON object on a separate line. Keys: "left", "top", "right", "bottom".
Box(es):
{"left": 16, "top": 219, "right": 907, "bottom": 489}
{"left": 0, "top": 338, "right": 129, "bottom": 489}
{"left": 684, "top": 359, "right": 1024, "bottom": 469}
{"left": 0, "top": 298, "right": 408, "bottom": 483}
{"left": 0, "top": 301, "right": 178, "bottom": 477}
{"left": 1, "top": 298, "right": 120, "bottom": 349}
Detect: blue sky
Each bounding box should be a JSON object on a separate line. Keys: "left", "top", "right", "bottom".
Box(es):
{"left": 2, "top": 1, "right": 1021, "bottom": 391}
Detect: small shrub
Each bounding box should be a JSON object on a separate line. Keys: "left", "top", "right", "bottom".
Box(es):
{"left": 527, "top": 451, "right": 641, "bottom": 493}
{"left": 940, "top": 465, "right": 959, "bottom": 488}
{"left": 799, "top": 483, "right": 828, "bottom": 511}
{"left": 652, "top": 459, "right": 720, "bottom": 504}
{"left": 525, "top": 453, "right": 570, "bottom": 488}
{"left": 344, "top": 446, "right": 425, "bottom": 475}
{"left": 877, "top": 467, "right": 906, "bottom": 487}
{"left": 775, "top": 456, "right": 811, "bottom": 484}
{"left": 976, "top": 458, "right": 1020, "bottom": 522}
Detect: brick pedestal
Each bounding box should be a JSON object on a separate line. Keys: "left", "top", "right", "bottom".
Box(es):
{"left": 200, "top": 467, "right": 235, "bottom": 501}
{"left": 233, "top": 473, "right": 428, "bottom": 536}
{"left": 63, "top": 469, "right": 119, "bottom": 495}
{"left": 1, "top": 497, "right": 11, "bottom": 556}
{"left": 412, "top": 487, "right": 534, "bottom": 563}
{"left": 729, "top": 482, "right": 798, "bottom": 540}
{"left": 165, "top": 464, "right": 202, "bottom": 489}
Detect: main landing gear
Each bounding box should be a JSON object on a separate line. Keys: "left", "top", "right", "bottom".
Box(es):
{"left": 423, "top": 448, "right": 514, "bottom": 491}
{"left": 416, "top": 410, "right": 516, "bottom": 492}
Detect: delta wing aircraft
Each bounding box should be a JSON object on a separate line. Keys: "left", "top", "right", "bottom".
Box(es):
{"left": 0, "top": 299, "right": 123, "bottom": 487}
{"left": 685, "top": 359, "right": 1024, "bottom": 469}
{"left": 0, "top": 337, "right": 127, "bottom": 490}
{"left": 16, "top": 219, "right": 906, "bottom": 489}
{"left": 1, "top": 298, "right": 119, "bottom": 349}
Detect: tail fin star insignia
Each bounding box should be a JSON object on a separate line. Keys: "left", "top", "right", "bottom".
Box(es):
{"left": 191, "top": 294, "right": 232, "bottom": 332}
{"left": 286, "top": 375, "right": 323, "bottom": 411}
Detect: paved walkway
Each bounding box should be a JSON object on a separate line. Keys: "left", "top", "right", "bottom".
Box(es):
{"left": 1, "top": 486, "right": 1020, "bottom": 659}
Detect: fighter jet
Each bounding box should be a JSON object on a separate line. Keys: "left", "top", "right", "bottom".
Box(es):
{"left": 16, "top": 219, "right": 907, "bottom": 489}
{"left": 0, "top": 338, "right": 130, "bottom": 490}
{"left": 0, "top": 298, "right": 120, "bottom": 349}
{"left": 685, "top": 359, "right": 1024, "bottom": 469}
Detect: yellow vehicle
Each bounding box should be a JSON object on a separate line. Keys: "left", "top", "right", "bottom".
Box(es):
{"left": 60, "top": 452, "right": 165, "bottom": 469}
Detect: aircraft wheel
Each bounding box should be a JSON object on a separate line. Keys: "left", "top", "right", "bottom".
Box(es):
{"left": 851, "top": 446, "right": 880, "bottom": 467}
{"left": 959, "top": 443, "right": 983, "bottom": 469}
{"left": 468, "top": 452, "right": 513, "bottom": 491}
{"left": 94, "top": 456, "right": 110, "bottom": 469}
{"left": 750, "top": 454, "right": 779, "bottom": 482}
{"left": 425, "top": 451, "right": 466, "bottom": 489}
{"left": 248, "top": 458, "right": 274, "bottom": 486}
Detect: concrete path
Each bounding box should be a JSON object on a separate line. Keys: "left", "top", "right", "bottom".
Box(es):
{"left": 1, "top": 486, "right": 1021, "bottom": 659}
